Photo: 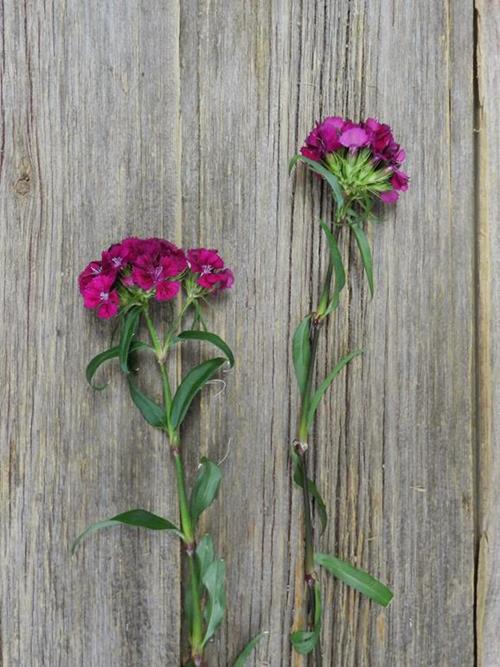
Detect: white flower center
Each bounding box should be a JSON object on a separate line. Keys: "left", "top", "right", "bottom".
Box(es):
{"left": 100, "top": 291, "right": 109, "bottom": 301}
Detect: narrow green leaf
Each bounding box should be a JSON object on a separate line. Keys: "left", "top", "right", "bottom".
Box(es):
{"left": 306, "top": 350, "right": 363, "bottom": 431}
{"left": 85, "top": 341, "right": 151, "bottom": 390}
{"left": 291, "top": 449, "right": 327, "bottom": 534}
{"left": 202, "top": 558, "right": 226, "bottom": 646}
{"left": 177, "top": 330, "right": 234, "bottom": 367}
{"left": 196, "top": 534, "right": 215, "bottom": 580}
{"left": 72, "top": 509, "right": 181, "bottom": 555}
{"left": 127, "top": 377, "right": 165, "bottom": 427}
{"left": 233, "top": 631, "right": 268, "bottom": 667}
{"left": 320, "top": 220, "right": 346, "bottom": 314}
{"left": 290, "top": 582, "right": 322, "bottom": 655}
{"left": 350, "top": 222, "right": 374, "bottom": 296}
{"left": 288, "top": 153, "right": 300, "bottom": 174}
{"left": 119, "top": 307, "right": 141, "bottom": 373}
{"left": 315, "top": 552, "right": 393, "bottom": 606}
{"left": 292, "top": 316, "right": 311, "bottom": 398}
{"left": 296, "top": 156, "right": 345, "bottom": 207}
{"left": 170, "top": 357, "right": 226, "bottom": 429}
{"left": 190, "top": 458, "right": 222, "bottom": 525}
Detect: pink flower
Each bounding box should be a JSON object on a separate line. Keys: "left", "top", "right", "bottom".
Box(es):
{"left": 188, "top": 249, "right": 224, "bottom": 274}
{"left": 380, "top": 190, "right": 399, "bottom": 203}
{"left": 78, "top": 261, "right": 104, "bottom": 291}
{"left": 187, "top": 249, "right": 233, "bottom": 291}
{"left": 214, "top": 269, "right": 234, "bottom": 290}
{"left": 390, "top": 169, "right": 409, "bottom": 192}
{"left": 82, "top": 275, "right": 120, "bottom": 319}
{"left": 300, "top": 116, "right": 346, "bottom": 161}
{"left": 339, "top": 125, "right": 369, "bottom": 149}
{"left": 131, "top": 253, "right": 186, "bottom": 301}
{"left": 101, "top": 242, "right": 130, "bottom": 273}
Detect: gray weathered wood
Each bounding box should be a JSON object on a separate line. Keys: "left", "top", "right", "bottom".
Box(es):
{"left": 476, "top": 2, "right": 500, "bottom": 666}
{"left": 0, "top": 1, "right": 495, "bottom": 665}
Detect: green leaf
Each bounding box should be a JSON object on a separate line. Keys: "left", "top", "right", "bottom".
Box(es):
{"left": 292, "top": 316, "right": 311, "bottom": 398}
{"left": 320, "top": 220, "right": 346, "bottom": 314}
{"left": 190, "top": 458, "right": 222, "bottom": 525}
{"left": 72, "top": 509, "right": 181, "bottom": 555}
{"left": 119, "top": 307, "right": 141, "bottom": 373}
{"left": 350, "top": 222, "right": 374, "bottom": 296}
{"left": 86, "top": 341, "right": 151, "bottom": 390}
{"left": 291, "top": 449, "right": 327, "bottom": 534}
{"left": 177, "top": 330, "right": 234, "bottom": 367}
{"left": 305, "top": 350, "right": 363, "bottom": 431}
{"left": 170, "top": 357, "right": 226, "bottom": 429}
{"left": 315, "top": 552, "right": 393, "bottom": 606}
{"left": 290, "top": 582, "right": 322, "bottom": 655}
{"left": 296, "top": 156, "right": 345, "bottom": 207}
{"left": 233, "top": 631, "right": 268, "bottom": 667}
{"left": 202, "top": 558, "right": 226, "bottom": 647}
{"left": 196, "top": 534, "right": 215, "bottom": 580}
{"left": 288, "top": 153, "right": 300, "bottom": 174}
{"left": 127, "top": 377, "right": 165, "bottom": 427}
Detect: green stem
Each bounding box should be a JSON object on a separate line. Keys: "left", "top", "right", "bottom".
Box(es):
{"left": 144, "top": 308, "right": 174, "bottom": 434}
{"left": 296, "top": 319, "right": 322, "bottom": 667}
{"left": 163, "top": 297, "right": 194, "bottom": 351}
{"left": 172, "top": 445, "right": 204, "bottom": 662}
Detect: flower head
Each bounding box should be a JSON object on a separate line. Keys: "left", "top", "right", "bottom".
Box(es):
{"left": 299, "top": 116, "right": 408, "bottom": 207}
{"left": 79, "top": 238, "right": 233, "bottom": 319}
{"left": 187, "top": 248, "right": 234, "bottom": 292}
{"left": 81, "top": 275, "right": 120, "bottom": 319}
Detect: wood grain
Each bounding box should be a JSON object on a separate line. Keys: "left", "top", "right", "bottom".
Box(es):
{"left": 0, "top": 1, "right": 494, "bottom": 665}
{"left": 476, "top": 2, "right": 500, "bottom": 666}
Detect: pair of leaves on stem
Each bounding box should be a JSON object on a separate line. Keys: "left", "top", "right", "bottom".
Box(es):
{"left": 290, "top": 155, "right": 374, "bottom": 296}
{"left": 291, "top": 449, "right": 327, "bottom": 535}
{"left": 291, "top": 555, "right": 393, "bottom": 655}
{"left": 184, "top": 534, "right": 226, "bottom": 650}
{"left": 292, "top": 315, "right": 363, "bottom": 436}
{"left": 72, "top": 458, "right": 222, "bottom": 553}
{"left": 86, "top": 309, "right": 234, "bottom": 432}
{"left": 184, "top": 534, "right": 265, "bottom": 666}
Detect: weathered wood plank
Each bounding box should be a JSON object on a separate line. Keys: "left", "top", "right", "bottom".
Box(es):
{"left": 0, "top": 1, "right": 482, "bottom": 666}
{"left": 476, "top": 1, "right": 500, "bottom": 665}
{"left": 0, "top": 2, "right": 182, "bottom": 665}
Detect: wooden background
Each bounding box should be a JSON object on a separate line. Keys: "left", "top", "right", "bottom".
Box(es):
{"left": 1, "top": 1, "right": 498, "bottom": 665}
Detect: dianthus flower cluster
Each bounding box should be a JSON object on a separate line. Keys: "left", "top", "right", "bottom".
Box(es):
{"left": 78, "top": 237, "right": 233, "bottom": 319}
{"left": 300, "top": 116, "right": 408, "bottom": 203}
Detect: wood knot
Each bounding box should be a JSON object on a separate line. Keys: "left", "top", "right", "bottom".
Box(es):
{"left": 14, "top": 160, "right": 32, "bottom": 196}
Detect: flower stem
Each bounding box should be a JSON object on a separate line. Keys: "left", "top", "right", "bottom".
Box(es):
{"left": 296, "top": 318, "right": 322, "bottom": 666}
{"left": 172, "top": 443, "right": 204, "bottom": 662}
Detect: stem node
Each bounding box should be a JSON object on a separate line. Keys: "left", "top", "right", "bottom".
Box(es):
{"left": 293, "top": 439, "right": 308, "bottom": 455}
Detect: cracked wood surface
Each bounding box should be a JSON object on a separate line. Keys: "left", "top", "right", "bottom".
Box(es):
{"left": 0, "top": 1, "right": 496, "bottom": 666}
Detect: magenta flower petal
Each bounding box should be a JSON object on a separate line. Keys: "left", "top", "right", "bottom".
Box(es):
{"left": 216, "top": 269, "right": 234, "bottom": 289}
{"left": 132, "top": 266, "right": 155, "bottom": 290}
{"left": 83, "top": 275, "right": 118, "bottom": 312}
{"left": 78, "top": 261, "right": 103, "bottom": 292}
{"left": 155, "top": 281, "right": 180, "bottom": 301}
{"left": 380, "top": 190, "right": 399, "bottom": 203}
{"left": 320, "top": 117, "right": 345, "bottom": 152}
{"left": 300, "top": 146, "right": 322, "bottom": 161}
{"left": 339, "top": 126, "right": 368, "bottom": 149}
{"left": 96, "top": 291, "right": 120, "bottom": 319}
{"left": 188, "top": 249, "right": 224, "bottom": 274}
{"left": 161, "top": 254, "right": 188, "bottom": 278}
{"left": 391, "top": 169, "right": 409, "bottom": 192}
